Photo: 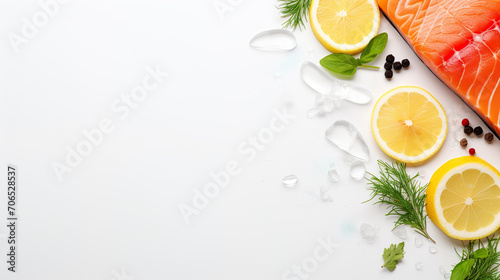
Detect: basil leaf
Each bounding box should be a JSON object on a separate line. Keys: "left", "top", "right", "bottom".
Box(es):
{"left": 471, "top": 248, "right": 489, "bottom": 259}
{"left": 360, "top": 32, "right": 388, "bottom": 64}
{"left": 320, "top": 53, "right": 360, "bottom": 75}
{"left": 451, "top": 259, "right": 475, "bottom": 280}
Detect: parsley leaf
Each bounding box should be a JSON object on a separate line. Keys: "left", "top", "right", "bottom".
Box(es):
{"left": 382, "top": 242, "right": 405, "bottom": 271}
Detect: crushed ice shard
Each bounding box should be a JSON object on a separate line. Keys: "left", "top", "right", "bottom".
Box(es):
{"left": 249, "top": 29, "right": 297, "bottom": 51}
{"left": 328, "top": 170, "right": 340, "bottom": 182}
{"left": 300, "top": 61, "right": 372, "bottom": 104}
{"left": 429, "top": 245, "right": 437, "bottom": 254}
{"left": 320, "top": 185, "right": 334, "bottom": 202}
{"left": 360, "top": 223, "right": 377, "bottom": 242}
{"left": 414, "top": 236, "right": 423, "bottom": 248}
{"left": 325, "top": 120, "right": 370, "bottom": 161}
{"left": 350, "top": 161, "right": 366, "bottom": 180}
{"left": 392, "top": 226, "right": 408, "bottom": 239}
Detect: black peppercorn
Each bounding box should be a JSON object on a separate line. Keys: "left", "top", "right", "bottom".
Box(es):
{"left": 385, "top": 70, "right": 393, "bottom": 79}
{"left": 394, "top": 61, "right": 403, "bottom": 70}
{"left": 464, "top": 125, "right": 474, "bottom": 135}
{"left": 485, "top": 132, "right": 494, "bottom": 142}
{"left": 402, "top": 59, "right": 410, "bottom": 67}
{"left": 474, "top": 126, "right": 483, "bottom": 136}
{"left": 386, "top": 54, "right": 395, "bottom": 63}
{"left": 384, "top": 62, "right": 393, "bottom": 70}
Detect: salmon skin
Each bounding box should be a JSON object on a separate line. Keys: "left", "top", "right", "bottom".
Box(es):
{"left": 378, "top": 0, "right": 500, "bottom": 138}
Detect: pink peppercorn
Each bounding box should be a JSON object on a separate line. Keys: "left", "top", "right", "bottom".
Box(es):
{"left": 462, "top": 118, "right": 470, "bottom": 126}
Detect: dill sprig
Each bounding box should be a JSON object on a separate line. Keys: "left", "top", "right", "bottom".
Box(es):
{"left": 452, "top": 237, "right": 500, "bottom": 280}
{"left": 277, "top": 0, "right": 311, "bottom": 30}
{"left": 365, "top": 160, "right": 435, "bottom": 243}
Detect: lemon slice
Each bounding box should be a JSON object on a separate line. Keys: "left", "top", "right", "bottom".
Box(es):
{"left": 309, "top": 0, "right": 380, "bottom": 54}
{"left": 426, "top": 156, "right": 500, "bottom": 240}
{"left": 371, "top": 86, "right": 447, "bottom": 163}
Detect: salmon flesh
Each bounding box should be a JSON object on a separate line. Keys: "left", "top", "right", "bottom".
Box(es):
{"left": 378, "top": 0, "right": 500, "bottom": 137}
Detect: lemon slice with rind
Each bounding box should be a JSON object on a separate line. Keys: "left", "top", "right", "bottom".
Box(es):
{"left": 309, "top": 0, "right": 380, "bottom": 54}
{"left": 371, "top": 86, "right": 447, "bottom": 164}
{"left": 426, "top": 156, "right": 500, "bottom": 240}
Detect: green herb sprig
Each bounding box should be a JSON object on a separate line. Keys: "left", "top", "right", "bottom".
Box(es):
{"left": 277, "top": 0, "right": 311, "bottom": 30}
{"left": 365, "top": 160, "right": 435, "bottom": 243}
{"left": 382, "top": 242, "right": 405, "bottom": 270}
{"left": 451, "top": 237, "right": 500, "bottom": 280}
{"left": 320, "top": 33, "right": 388, "bottom": 75}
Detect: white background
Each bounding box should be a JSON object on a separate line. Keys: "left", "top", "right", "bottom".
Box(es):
{"left": 1, "top": 0, "right": 500, "bottom": 279}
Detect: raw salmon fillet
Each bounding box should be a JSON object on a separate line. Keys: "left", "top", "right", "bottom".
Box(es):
{"left": 378, "top": 0, "right": 500, "bottom": 137}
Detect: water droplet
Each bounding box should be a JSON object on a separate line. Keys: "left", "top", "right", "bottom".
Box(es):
{"left": 439, "top": 265, "right": 446, "bottom": 275}
{"left": 249, "top": 29, "right": 296, "bottom": 51}
{"left": 415, "top": 261, "right": 424, "bottom": 270}
{"left": 300, "top": 61, "right": 372, "bottom": 103}
{"left": 419, "top": 170, "right": 426, "bottom": 178}
{"left": 325, "top": 120, "right": 370, "bottom": 161}
{"left": 360, "top": 223, "right": 377, "bottom": 242}
{"left": 307, "top": 47, "right": 315, "bottom": 54}
{"left": 392, "top": 226, "right": 408, "bottom": 239}
{"left": 444, "top": 272, "right": 451, "bottom": 279}
{"left": 282, "top": 174, "right": 298, "bottom": 188}
{"left": 429, "top": 245, "right": 438, "bottom": 254}
{"left": 414, "top": 236, "right": 423, "bottom": 248}
{"left": 320, "top": 185, "right": 334, "bottom": 202}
